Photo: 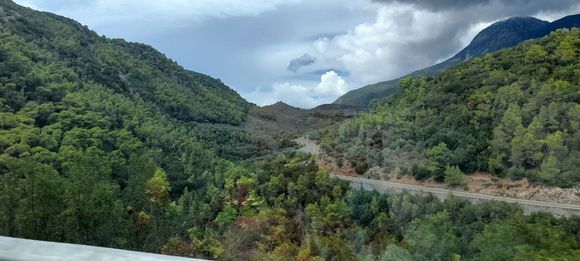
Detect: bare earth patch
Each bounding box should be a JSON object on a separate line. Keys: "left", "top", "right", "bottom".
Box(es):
{"left": 297, "top": 137, "right": 580, "bottom": 205}
{"left": 319, "top": 153, "right": 579, "bottom": 205}
{"left": 464, "top": 172, "right": 580, "bottom": 204}
{"left": 375, "top": 168, "right": 580, "bottom": 205}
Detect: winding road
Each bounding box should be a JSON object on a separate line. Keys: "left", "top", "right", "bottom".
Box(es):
{"left": 296, "top": 138, "right": 580, "bottom": 217}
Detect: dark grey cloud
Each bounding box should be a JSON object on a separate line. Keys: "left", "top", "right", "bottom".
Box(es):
{"left": 372, "top": 0, "right": 579, "bottom": 12}
{"left": 287, "top": 54, "right": 316, "bottom": 72}
{"left": 372, "top": 0, "right": 490, "bottom": 11}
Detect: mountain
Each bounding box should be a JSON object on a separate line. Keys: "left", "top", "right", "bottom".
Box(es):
{"left": 2, "top": 2, "right": 580, "bottom": 260}
{"left": 0, "top": 0, "right": 269, "bottom": 251}
{"left": 322, "top": 28, "right": 580, "bottom": 187}
{"left": 0, "top": 2, "right": 250, "bottom": 125}
{"left": 447, "top": 17, "right": 549, "bottom": 64}
{"left": 334, "top": 14, "right": 580, "bottom": 108}
{"left": 533, "top": 13, "right": 580, "bottom": 37}
{"left": 244, "top": 101, "right": 356, "bottom": 138}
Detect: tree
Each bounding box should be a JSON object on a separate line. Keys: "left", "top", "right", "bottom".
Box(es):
{"left": 488, "top": 104, "right": 524, "bottom": 175}
{"left": 510, "top": 126, "right": 543, "bottom": 170}
{"left": 473, "top": 213, "right": 579, "bottom": 260}
{"left": 146, "top": 169, "right": 171, "bottom": 206}
{"left": 380, "top": 244, "right": 412, "bottom": 261}
{"left": 214, "top": 204, "right": 237, "bottom": 232}
{"left": 525, "top": 44, "right": 548, "bottom": 62}
{"left": 406, "top": 211, "right": 460, "bottom": 260}
{"left": 426, "top": 143, "right": 452, "bottom": 182}
{"left": 444, "top": 166, "right": 467, "bottom": 188}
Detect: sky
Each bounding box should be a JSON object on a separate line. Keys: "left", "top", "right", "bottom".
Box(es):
{"left": 15, "top": 0, "right": 580, "bottom": 108}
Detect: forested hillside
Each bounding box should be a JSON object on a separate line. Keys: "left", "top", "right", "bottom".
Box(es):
{"left": 0, "top": 2, "right": 250, "bottom": 124}
{"left": 320, "top": 29, "right": 580, "bottom": 187}
{"left": 0, "top": 0, "right": 268, "bottom": 250}
{"left": 1, "top": 1, "right": 579, "bottom": 260}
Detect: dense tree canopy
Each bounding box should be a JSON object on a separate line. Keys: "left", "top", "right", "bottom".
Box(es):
{"left": 1, "top": 1, "right": 579, "bottom": 260}
{"left": 0, "top": 0, "right": 272, "bottom": 252}
{"left": 320, "top": 29, "right": 580, "bottom": 187}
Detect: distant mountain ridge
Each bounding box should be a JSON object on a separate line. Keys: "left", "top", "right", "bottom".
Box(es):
{"left": 334, "top": 14, "right": 580, "bottom": 108}
{"left": 451, "top": 17, "right": 549, "bottom": 62}
{"left": 244, "top": 101, "right": 357, "bottom": 137}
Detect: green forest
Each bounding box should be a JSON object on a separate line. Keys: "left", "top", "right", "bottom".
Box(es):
{"left": 319, "top": 28, "right": 580, "bottom": 187}
{"left": 0, "top": 1, "right": 579, "bottom": 260}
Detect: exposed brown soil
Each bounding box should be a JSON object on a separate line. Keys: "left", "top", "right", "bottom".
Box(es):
{"left": 316, "top": 148, "right": 580, "bottom": 205}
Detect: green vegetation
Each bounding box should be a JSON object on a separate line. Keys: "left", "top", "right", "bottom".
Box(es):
{"left": 333, "top": 62, "right": 456, "bottom": 108}
{"left": 334, "top": 79, "right": 401, "bottom": 109}
{"left": 1, "top": 1, "right": 579, "bottom": 260}
{"left": 0, "top": 0, "right": 273, "bottom": 251}
{"left": 444, "top": 166, "right": 467, "bottom": 188}
{"left": 321, "top": 29, "right": 580, "bottom": 187}
{"left": 213, "top": 154, "right": 578, "bottom": 260}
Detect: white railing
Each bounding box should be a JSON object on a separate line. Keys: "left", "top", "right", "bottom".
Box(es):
{"left": 0, "top": 236, "right": 206, "bottom": 261}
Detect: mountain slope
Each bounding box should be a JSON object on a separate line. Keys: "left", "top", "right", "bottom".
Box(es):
{"left": 0, "top": 0, "right": 268, "bottom": 251}
{"left": 2, "top": 2, "right": 580, "bottom": 260}
{"left": 322, "top": 28, "right": 580, "bottom": 187}
{"left": 533, "top": 14, "right": 580, "bottom": 38}
{"left": 449, "top": 17, "right": 549, "bottom": 63}
{"left": 0, "top": 1, "right": 250, "bottom": 124}
{"left": 335, "top": 14, "right": 580, "bottom": 108}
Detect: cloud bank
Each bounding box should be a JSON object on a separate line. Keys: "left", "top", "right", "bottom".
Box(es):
{"left": 371, "top": 0, "right": 491, "bottom": 11}
{"left": 307, "top": 0, "right": 580, "bottom": 86}
{"left": 17, "top": 0, "right": 300, "bottom": 32}
{"left": 242, "top": 71, "right": 348, "bottom": 108}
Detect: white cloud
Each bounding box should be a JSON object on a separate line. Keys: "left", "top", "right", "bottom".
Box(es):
{"left": 312, "top": 4, "right": 463, "bottom": 85}
{"left": 242, "top": 70, "right": 348, "bottom": 108}
{"left": 534, "top": 3, "right": 580, "bottom": 21}
{"left": 315, "top": 71, "right": 349, "bottom": 96}
{"left": 456, "top": 20, "right": 496, "bottom": 53}
{"left": 308, "top": 1, "right": 580, "bottom": 88}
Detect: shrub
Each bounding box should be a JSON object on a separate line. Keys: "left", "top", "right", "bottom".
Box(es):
{"left": 354, "top": 161, "right": 369, "bottom": 175}
{"left": 444, "top": 166, "right": 467, "bottom": 188}
{"left": 412, "top": 165, "right": 432, "bottom": 180}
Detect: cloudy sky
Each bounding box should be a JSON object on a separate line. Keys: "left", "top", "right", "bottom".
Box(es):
{"left": 15, "top": 0, "right": 580, "bottom": 108}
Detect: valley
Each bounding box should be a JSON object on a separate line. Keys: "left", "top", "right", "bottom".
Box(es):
{"left": 0, "top": 1, "right": 579, "bottom": 260}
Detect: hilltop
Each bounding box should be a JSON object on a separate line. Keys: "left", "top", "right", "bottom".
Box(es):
{"left": 334, "top": 14, "right": 580, "bottom": 108}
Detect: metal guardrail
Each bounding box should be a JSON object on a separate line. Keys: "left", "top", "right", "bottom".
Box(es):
{"left": 0, "top": 236, "right": 206, "bottom": 261}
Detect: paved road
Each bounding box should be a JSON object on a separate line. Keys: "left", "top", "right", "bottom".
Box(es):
{"left": 336, "top": 175, "right": 580, "bottom": 217}
{"left": 0, "top": 236, "right": 205, "bottom": 261}
{"left": 296, "top": 137, "right": 580, "bottom": 217}
{"left": 296, "top": 136, "right": 320, "bottom": 154}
